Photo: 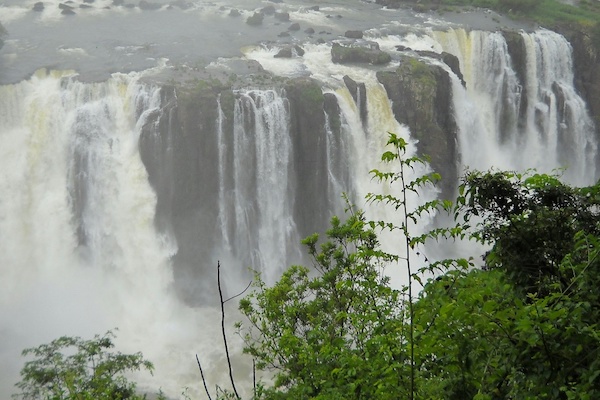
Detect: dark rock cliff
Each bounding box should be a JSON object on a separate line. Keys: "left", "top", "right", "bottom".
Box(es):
{"left": 377, "top": 56, "right": 458, "bottom": 197}
{"left": 136, "top": 27, "right": 599, "bottom": 305}
{"left": 0, "top": 22, "right": 6, "bottom": 51}
{"left": 284, "top": 78, "right": 331, "bottom": 238}
{"left": 502, "top": 28, "right": 599, "bottom": 148}
{"left": 139, "top": 82, "right": 233, "bottom": 303}
{"left": 567, "top": 28, "right": 600, "bottom": 139}
{"left": 139, "top": 77, "right": 338, "bottom": 304}
{"left": 343, "top": 76, "right": 368, "bottom": 126}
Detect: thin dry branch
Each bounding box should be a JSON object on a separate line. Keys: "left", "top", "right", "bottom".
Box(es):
{"left": 218, "top": 261, "right": 241, "bottom": 399}
{"left": 196, "top": 354, "right": 213, "bottom": 400}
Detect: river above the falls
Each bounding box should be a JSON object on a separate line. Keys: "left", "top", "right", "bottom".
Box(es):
{"left": 0, "top": 0, "right": 534, "bottom": 84}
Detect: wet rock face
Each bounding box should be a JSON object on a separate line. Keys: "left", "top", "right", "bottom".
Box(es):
{"left": 502, "top": 31, "right": 529, "bottom": 131}
{"left": 0, "top": 22, "right": 5, "bottom": 50}
{"left": 441, "top": 52, "right": 465, "bottom": 87}
{"left": 502, "top": 27, "right": 599, "bottom": 139}
{"left": 247, "top": 12, "right": 264, "bottom": 26}
{"left": 343, "top": 75, "right": 368, "bottom": 125}
{"left": 284, "top": 78, "right": 330, "bottom": 237}
{"left": 139, "top": 82, "right": 230, "bottom": 305}
{"left": 274, "top": 45, "right": 305, "bottom": 58}
{"left": 331, "top": 43, "right": 391, "bottom": 65}
{"left": 567, "top": 28, "right": 600, "bottom": 138}
{"left": 345, "top": 30, "right": 364, "bottom": 39}
{"left": 138, "top": 76, "right": 333, "bottom": 305}
{"left": 377, "top": 56, "right": 458, "bottom": 196}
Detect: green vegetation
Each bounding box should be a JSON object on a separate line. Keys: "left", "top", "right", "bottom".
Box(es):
{"left": 414, "top": 169, "right": 600, "bottom": 398}
{"left": 239, "top": 212, "right": 407, "bottom": 399}
{"left": 13, "top": 331, "right": 159, "bottom": 400}
{"left": 381, "top": 0, "right": 600, "bottom": 46}
{"left": 403, "top": 58, "right": 437, "bottom": 87}
{"left": 230, "top": 135, "right": 600, "bottom": 399}
{"left": 17, "top": 136, "right": 600, "bottom": 399}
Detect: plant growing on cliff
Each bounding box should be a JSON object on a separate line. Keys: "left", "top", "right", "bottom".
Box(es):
{"left": 367, "top": 133, "right": 470, "bottom": 399}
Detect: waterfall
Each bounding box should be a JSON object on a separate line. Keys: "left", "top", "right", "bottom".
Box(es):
{"left": 433, "top": 28, "right": 597, "bottom": 185}
{"left": 1, "top": 27, "right": 598, "bottom": 400}
{"left": 217, "top": 89, "right": 301, "bottom": 283}
{"left": 0, "top": 69, "right": 199, "bottom": 396}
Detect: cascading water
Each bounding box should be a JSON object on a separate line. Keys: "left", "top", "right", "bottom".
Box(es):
{"left": 1, "top": 6, "right": 598, "bottom": 397}
{"left": 0, "top": 69, "right": 190, "bottom": 395}
{"left": 216, "top": 89, "right": 301, "bottom": 283}
{"left": 432, "top": 28, "right": 597, "bottom": 185}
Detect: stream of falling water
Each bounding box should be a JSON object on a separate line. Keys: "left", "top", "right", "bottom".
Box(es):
{"left": 432, "top": 28, "right": 597, "bottom": 185}
{"left": 0, "top": 69, "right": 253, "bottom": 399}
{"left": 1, "top": 25, "right": 597, "bottom": 400}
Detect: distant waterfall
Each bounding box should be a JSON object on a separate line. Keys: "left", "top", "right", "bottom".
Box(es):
{"left": 433, "top": 29, "right": 597, "bottom": 185}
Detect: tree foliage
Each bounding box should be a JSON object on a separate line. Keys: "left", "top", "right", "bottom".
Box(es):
{"left": 412, "top": 170, "right": 600, "bottom": 399}
{"left": 459, "top": 170, "right": 600, "bottom": 292}
{"left": 14, "top": 331, "right": 156, "bottom": 400}
{"left": 239, "top": 212, "right": 410, "bottom": 399}
{"left": 234, "top": 133, "right": 600, "bottom": 400}
{"left": 22, "top": 138, "right": 600, "bottom": 400}
{"left": 237, "top": 134, "right": 463, "bottom": 399}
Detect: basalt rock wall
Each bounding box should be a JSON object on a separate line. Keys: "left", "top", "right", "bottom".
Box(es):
{"left": 377, "top": 56, "right": 459, "bottom": 197}
{"left": 139, "top": 77, "right": 335, "bottom": 303}
{"left": 567, "top": 28, "right": 600, "bottom": 137}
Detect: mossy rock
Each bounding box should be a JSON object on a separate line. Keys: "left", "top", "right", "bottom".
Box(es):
{"left": 331, "top": 43, "right": 391, "bottom": 65}
{"left": 399, "top": 57, "right": 437, "bottom": 87}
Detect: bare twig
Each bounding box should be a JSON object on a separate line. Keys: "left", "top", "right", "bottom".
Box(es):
{"left": 218, "top": 261, "right": 241, "bottom": 399}
{"left": 223, "top": 280, "right": 252, "bottom": 304}
{"left": 196, "top": 354, "right": 213, "bottom": 400}
{"left": 253, "top": 358, "right": 257, "bottom": 397}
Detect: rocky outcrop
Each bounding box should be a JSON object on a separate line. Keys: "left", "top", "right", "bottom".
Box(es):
{"left": 566, "top": 27, "right": 600, "bottom": 138}
{"left": 284, "top": 79, "right": 330, "bottom": 237}
{"left": 246, "top": 12, "right": 264, "bottom": 26}
{"left": 441, "top": 52, "right": 465, "bottom": 87}
{"left": 139, "top": 1, "right": 161, "bottom": 10}
{"left": 138, "top": 76, "right": 338, "bottom": 304}
{"left": 345, "top": 30, "right": 363, "bottom": 39}
{"left": 59, "top": 3, "right": 76, "bottom": 14}
{"left": 377, "top": 56, "right": 458, "bottom": 196}
{"left": 139, "top": 80, "right": 234, "bottom": 304}
{"left": 502, "top": 31, "right": 528, "bottom": 132}
{"left": 274, "top": 11, "right": 290, "bottom": 22}
{"left": 331, "top": 43, "right": 391, "bottom": 65}
{"left": 343, "top": 76, "right": 368, "bottom": 126}
{"left": 274, "top": 45, "right": 305, "bottom": 58}
{"left": 0, "top": 22, "right": 5, "bottom": 51}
